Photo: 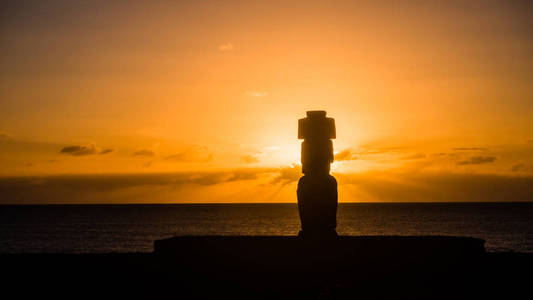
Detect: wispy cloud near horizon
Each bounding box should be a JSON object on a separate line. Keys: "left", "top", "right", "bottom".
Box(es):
{"left": 453, "top": 147, "right": 487, "bottom": 151}
{"left": 60, "top": 144, "right": 114, "bottom": 156}
{"left": 0, "top": 132, "right": 12, "bottom": 140}
{"left": 1, "top": 168, "right": 532, "bottom": 204}
{"left": 218, "top": 42, "right": 234, "bottom": 51}
{"left": 334, "top": 149, "right": 358, "bottom": 161}
{"left": 457, "top": 156, "right": 497, "bottom": 165}
{"left": 165, "top": 145, "right": 213, "bottom": 163}
{"left": 133, "top": 149, "right": 155, "bottom": 157}
{"left": 245, "top": 91, "right": 268, "bottom": 97}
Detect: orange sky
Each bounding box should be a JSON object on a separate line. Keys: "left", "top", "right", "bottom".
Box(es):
{"left": 1, "top": 0, "right": 532, "bottom": 203}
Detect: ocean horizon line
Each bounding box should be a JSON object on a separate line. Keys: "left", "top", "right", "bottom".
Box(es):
{"left": 1, "top": 201, "right": 532, "bottom": 206}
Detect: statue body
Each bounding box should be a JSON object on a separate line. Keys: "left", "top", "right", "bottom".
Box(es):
{"left": 297, "top": 111, "right": 338, "bottom": 237}
{"left": 297, "top": 174, "right": 337, "bottom": 235}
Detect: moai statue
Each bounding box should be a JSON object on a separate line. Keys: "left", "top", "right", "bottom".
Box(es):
{"left": 297, "top": 111, "right": 338, "bottom": 237}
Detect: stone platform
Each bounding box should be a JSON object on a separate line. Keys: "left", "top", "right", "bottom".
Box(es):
{"left": 154, "top": 235, "right": 485, "bottom": 273}
{"left": 155, "top": 235, "right": 485, "bottom": 256}
{"left": 3, "top": 236, "right": 532, "bottom": 299}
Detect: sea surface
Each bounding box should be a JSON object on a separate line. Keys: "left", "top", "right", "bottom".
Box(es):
{"left": 1, "top": 203, "right": 532, "bottom": 253}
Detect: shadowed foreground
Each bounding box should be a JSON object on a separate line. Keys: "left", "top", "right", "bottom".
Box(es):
{"left": 2, "top": 236, "right": 531, "bottom": 299}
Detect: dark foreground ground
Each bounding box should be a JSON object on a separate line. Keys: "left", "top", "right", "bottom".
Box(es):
{"left": 1, "top": 236, "right": 531, "bottom": 299}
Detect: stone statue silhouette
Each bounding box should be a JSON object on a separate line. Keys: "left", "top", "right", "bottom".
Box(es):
{"left": 297, "top": 111, "right": 338, "bottom": 237}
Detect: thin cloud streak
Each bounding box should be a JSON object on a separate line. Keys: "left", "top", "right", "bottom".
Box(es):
{"left": 400, "top": 153, "right": 426, "bottom": 160}
{"left": 335, "top": 149, "right": 358, "bottom": 161}
{"left": 453, "top": 147, "right": 488, "bottom": 151}
{"left": 457, "top": 156, "right": 497, "bottom": 165}
{"left": 59, "top": 144, "right": 114, "bottom": 156}
{"left": 165, "top": 146, "right": 213, "bottom": 163}
{"left": 245, "top": 91, "right": 268, "bottom": 97}
{"left": 0, "top": 132, "right": 12, "bottom": 140}
{"left": 133, "top": 149, "right": 155, "bottom": 157}
{"left": 218, "top": 42, "right": 234, "bottom": 51}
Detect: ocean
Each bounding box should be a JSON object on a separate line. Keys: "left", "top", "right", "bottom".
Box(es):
{"left": 1, "top": 203, "right": 532, "bottom": 253}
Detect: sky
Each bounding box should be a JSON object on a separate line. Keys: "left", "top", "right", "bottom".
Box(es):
{"left": 1, "top": 0, "right": 532, "bottom": 203}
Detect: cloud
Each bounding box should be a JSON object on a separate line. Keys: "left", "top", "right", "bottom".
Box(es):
{"left": 133, "top": 149, "right": 155, "bottom": 157}
{"left": 2, "top": 169, "right": 269, "bottom": 191}
{"left": 0, "top": 132, "right": 12, "bottom": 140}
{"left": 60, "top": 145, "right": 97, "bottom": 155}
{"left": 2, "top": 168, "right": 532, "bottom": 204}
{"left": 335, "top": 149, "right": 358, "bottom": 161}
{"left": 400, "top": 153, "right": 426, "bottom": 160}
{"left": 453, "top": 147, "right": 487, "bottom": 151}
{"left": 188, "top": 169, "right": 264, "bottom": 186}
{"left": 336, "top": 172, "right": 533, "bottom": 202}
{"left": 0, "top": 168, "right": 275, "bottom": 204}
{"left": 241, "top": 154, "right": 260, "bottom": 164}
{"left": 335, "top": 147, "right": 418, "bottom": 162}
{"left": 271, "top": 164, "right": 301, "bottom": 186}
{"left": 165, "top": 146, "right": 213, "bottom": 163}
{"left": 457, "top": 156, "right": 497, "bottom": 165}
{"left": 59, "top": 144, "right": 114, "bottom": 156}
{"left": 99, "top": 148, "right": 114, "bottom": 155}
{"left": 356, "top": 146, "right": 406, "bottom": 155}
{"left": 218, "top": 42, "right": 234, "bottom": 51}
{"left": 245, "top": 91, "right": 268, "bottom": 97}
{"left": 510, "top": 163, "right": 533, "bottom": 173}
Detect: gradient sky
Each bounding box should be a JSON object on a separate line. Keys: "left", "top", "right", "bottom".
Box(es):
{"left": 1, "top": 0, "right": 532, "bottom": 203}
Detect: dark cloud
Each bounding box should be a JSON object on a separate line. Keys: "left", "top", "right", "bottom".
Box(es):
{"left": 453, "top": 147, "right": 487, "bottom": 151}
{"left": 133, "top": 149, "right": 155, "bottom": 157}
{"left": 60, "top": 145, "right": 97, "bottom": 155}
{"left": 336, "top": 172, "right": 533, "bottom": 202}
{"left": 166, "top": 145, "right": 213, "bottom": 163}
{"left": 1, "top": 168, "right": 532, "bottom": 204}
{"left": 510, "top": 163, "right": 533, "bottom": 173}
{"left": 511, "top": 163, "right": 525, "bottom": 172}
{"left": 400, "top": 153, "right": 426, "bottom": 160}
{"left": 99, "top": 148, "right": 114, "bottom": 155}
{"left": 59, "top": 144, "right": 114, "bottom": 156}
{"left": 0, "top": 168, "right": 274, "bottom": 204}
{"left": 334, "top": 149, "right": 357, "bottom": 161}
{"left": 241, "top": 154, "right": 260, "bottom": 164}
{"left": 457, "top": 156, "right": 497, "bottom": 165}
{"left": 0, "top": 132, "right": 12, "bottom": 140}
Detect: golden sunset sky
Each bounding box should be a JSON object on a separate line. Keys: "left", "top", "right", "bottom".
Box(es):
{"left": 1, "top": 0, "right": 532, "bottom": 203}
